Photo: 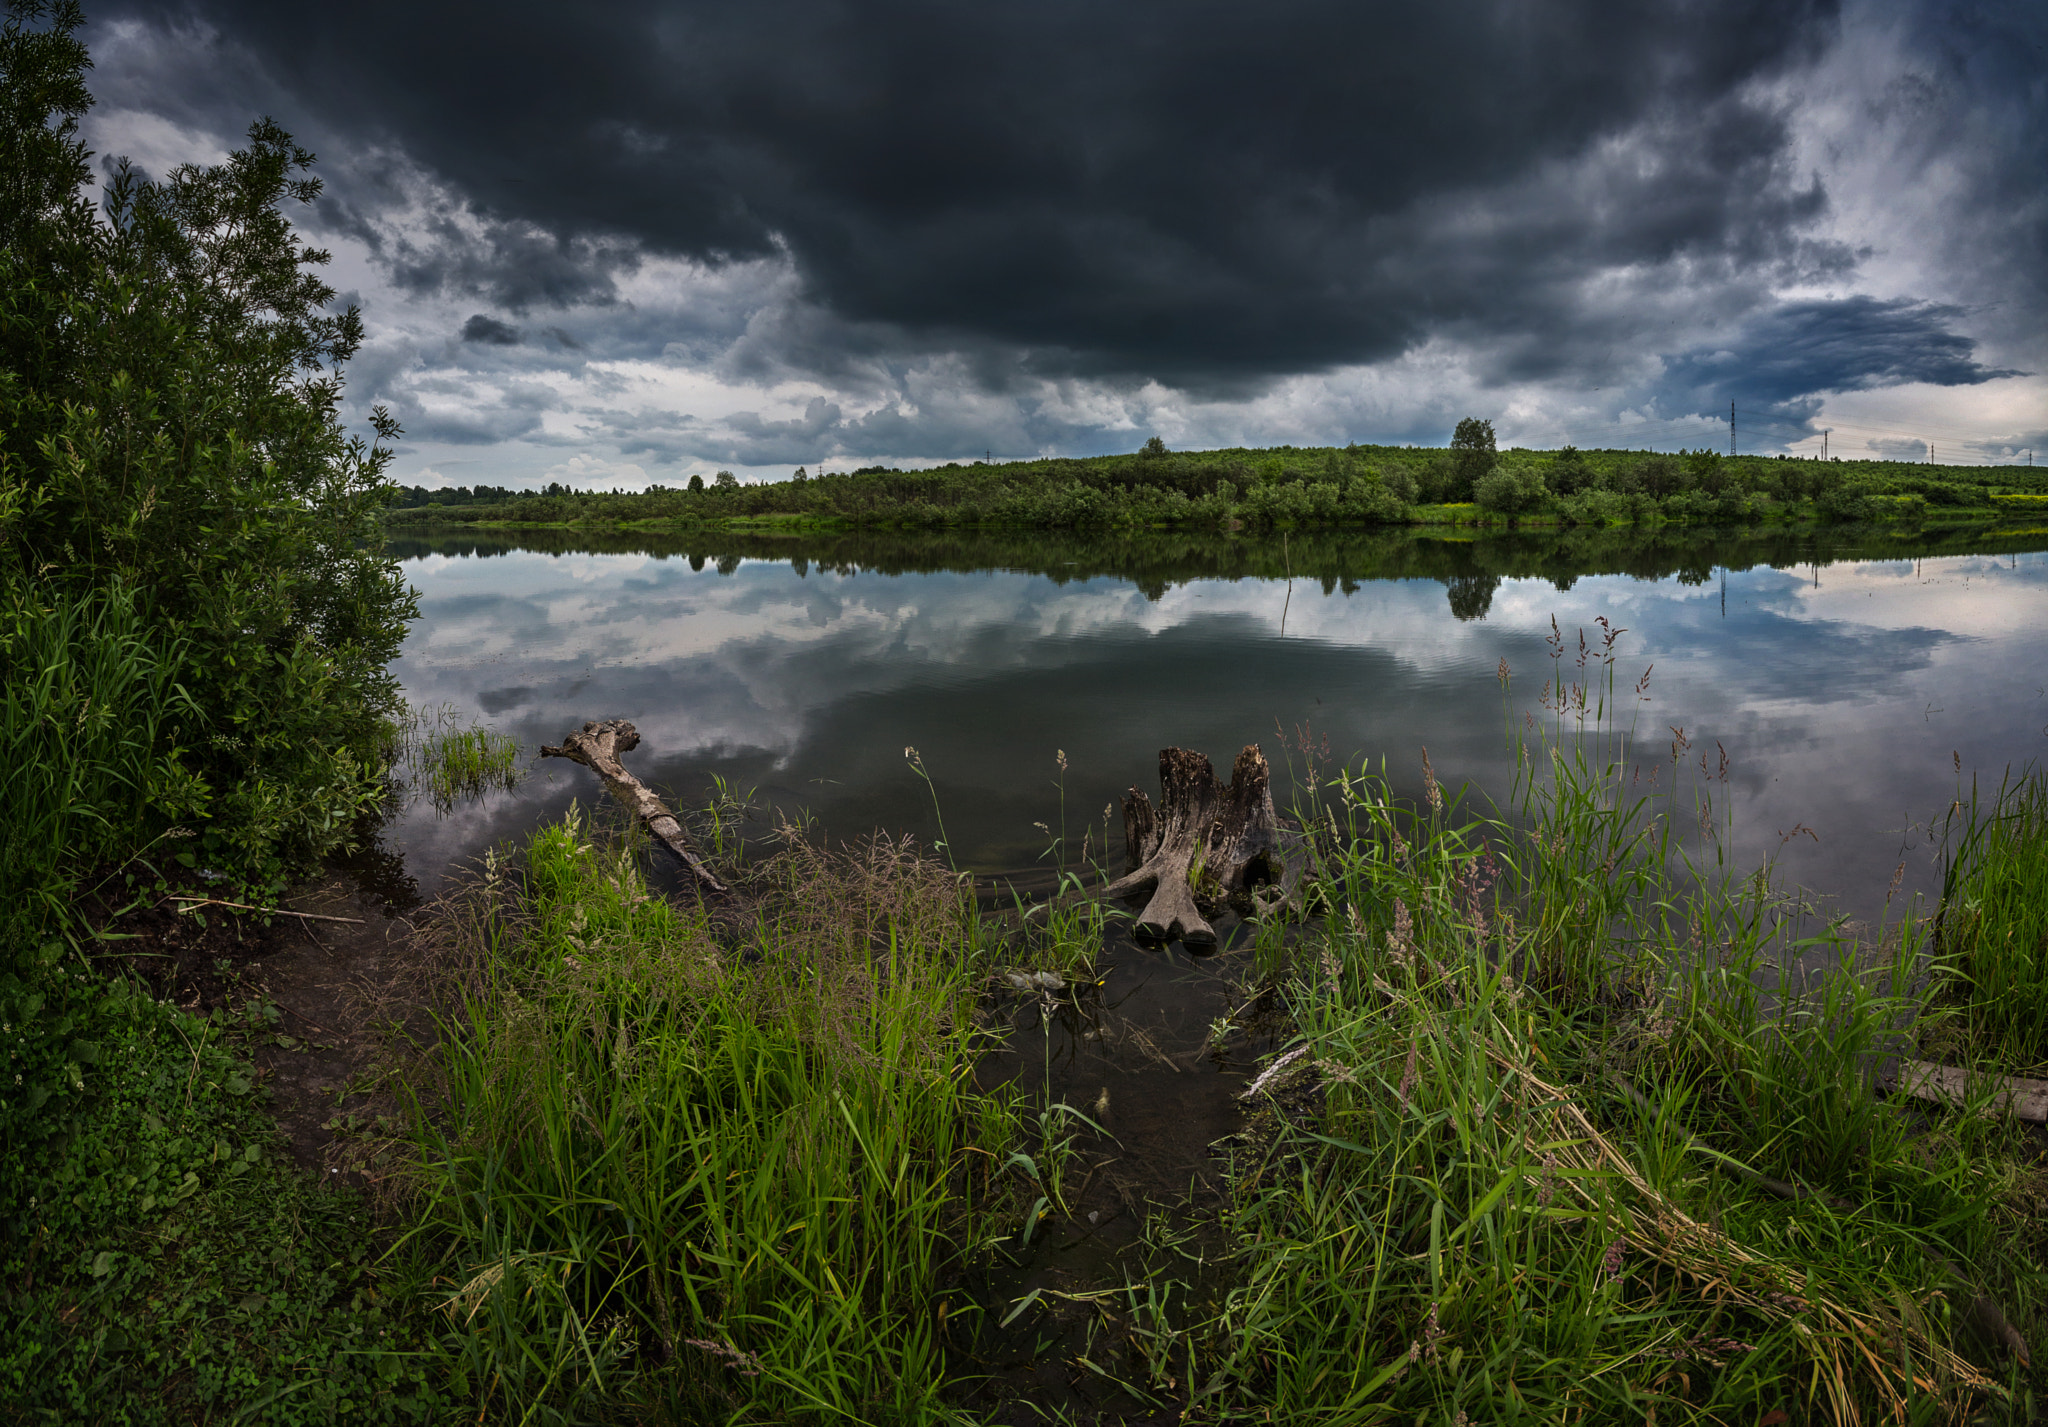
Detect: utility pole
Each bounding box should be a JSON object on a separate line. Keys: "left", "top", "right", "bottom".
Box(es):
{"left": 1729, "top": 401, "right": 1736, "bottom": 458}
{"left": 1822, "top": 428, "right": 1830, "bottom": 461}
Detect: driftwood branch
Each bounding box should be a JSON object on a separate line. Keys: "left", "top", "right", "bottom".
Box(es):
{"left": 1895, "top": 1059, "right": 2048, "bottom": 1122}
{"left": 1098, "top": 745, "right": 1305, "bottom": 945}
{"left": 540, "top": 719, "right": 730, "bottom": 897}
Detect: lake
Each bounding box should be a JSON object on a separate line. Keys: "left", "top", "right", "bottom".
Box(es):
{"left": 378, "top": 523, "right": 2048, "bottom": 925}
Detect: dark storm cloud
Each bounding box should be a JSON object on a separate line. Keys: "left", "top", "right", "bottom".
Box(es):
{"left": 460, "top": 314, "right": 522, "bottom": 345}
{"left": 1878, "top": 2, "right": 2048, "bottom": 360}
{"left": 1656, "top": 296, "right": 2025, "bottom": 439}
{"left": 108, "top": 0, "right": 1849, "bottom": 383}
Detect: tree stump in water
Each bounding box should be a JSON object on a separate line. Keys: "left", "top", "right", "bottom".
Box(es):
{"left": 1097, "top": 745, "right": 1305, "bottom": 945}
{"left": 540, "top": 719, "right": 731, "bottom": 898}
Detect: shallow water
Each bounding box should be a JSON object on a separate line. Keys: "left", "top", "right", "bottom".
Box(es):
{"left": 382, "top": 523, "right": 2048, "bottom": 922}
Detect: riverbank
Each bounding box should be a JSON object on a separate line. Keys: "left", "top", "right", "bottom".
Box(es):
{"left": 384, "top": 443, "right": 2045, "bottom": 539}
{"left": 10, "top": 699, "right": 2047, "bottom": 1420}
{"left": 378, "top": 703, "right": 2048, "bottom": 1420}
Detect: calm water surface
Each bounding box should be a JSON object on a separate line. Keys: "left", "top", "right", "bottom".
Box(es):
{"left": 380, "top": 526, "right": 2048, "bottom": 921}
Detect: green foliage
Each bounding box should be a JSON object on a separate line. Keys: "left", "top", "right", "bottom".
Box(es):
{"left": 402, "top": 815, "right": 1024, "bottom": 1421}
{"left": 1449, "top": 415, "right": 1498, "bottom": 496}
{"left": 1547, "top": 445, "right": 1596, "bottom": 496}
{"left": 0, "top": 1, "right": 415, "bottom": 952}
{"left": 0, "top": 975, "right": 443, "bottom": 1422}
{"left": 1471, "top": 458, "right": 1547, "bottom": 515}
{"left": 0, "top": 585, "right": 206, "bottom": 962}
{"left": 1931, "top": 765, "right": 2048, "bottom": 1074}
{"left": 385, "top": 433, "right": 2038, "bottom": 543}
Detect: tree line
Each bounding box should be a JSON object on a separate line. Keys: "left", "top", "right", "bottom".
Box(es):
{"left": 387, "top": 419, "right": 2043, "bottom": 535}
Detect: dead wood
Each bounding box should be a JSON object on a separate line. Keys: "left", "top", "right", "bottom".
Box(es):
{"left": 1098, "top": 745, "right": 1305, "bottom": 945}
{"left": 1895, "top": 1059, "right": 2048, "bottom": 1122}
{"left": 540, "top": 719, "right": 731, "bottom": 897}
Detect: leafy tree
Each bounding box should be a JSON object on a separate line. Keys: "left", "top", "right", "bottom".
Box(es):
{"left": 1, "top": 0, "right": 414, "bottom": 913}
{"left": 1632, "top": 454, "right": 1690, "bottom": 499}
{"left": 714, "top": 470, "right": 738, "bottom": 488}
{"left": 688, "top": 473, "right": 705, "bottom": 493}
{"left": 1548, "top": 445, "right": 1596, "bottom": 496}
{"left": 1139, "top": 435, "right": 1168, "bottom": 458}
{"left": 1450, "top": 417, "right": 1497, "bottom": 494}
{"left": 1473, "top": 459, "right": 1548, "bottom": 516}
{"left": 1416, "top": 453, "right": 1460, "bottom": 504}
{"left": 1683, "top": 447, "right": 1727, "bottom": 495}
{"left": 1377, "top": 463, "right": 1420, "bottom": 505}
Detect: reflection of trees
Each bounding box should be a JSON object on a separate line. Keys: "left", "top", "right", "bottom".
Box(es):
{"left": 380, "top": 524, "right": 2048, "bottom": 597}
{"left": 1442, "top": 574, "right": 1501, "bottom": 621}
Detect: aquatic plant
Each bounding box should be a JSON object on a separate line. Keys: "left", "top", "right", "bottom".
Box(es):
{"left": 1931, "top": 763, "right": 2048, "bottom": 1074}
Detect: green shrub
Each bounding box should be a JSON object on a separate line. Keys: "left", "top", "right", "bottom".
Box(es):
{"left": 0, "top": 976, "right": 443, "bottom": 1421}
{"left": 1, "top": 1, "right": 415, "bottom": 926}
{"left": 1472, "top": 459, "right": 1549, "bottom": 515}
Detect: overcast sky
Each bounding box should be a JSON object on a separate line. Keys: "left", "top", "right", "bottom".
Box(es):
{"left": 80, "top": 0, "right": 2046, "bottom": 487}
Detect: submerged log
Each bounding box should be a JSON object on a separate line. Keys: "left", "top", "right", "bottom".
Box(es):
{"left": 1097, "top": 745, "right": 1305, "bottom": 945}
{"left": 540, "top": 719, "right": 730, "bottom": 897}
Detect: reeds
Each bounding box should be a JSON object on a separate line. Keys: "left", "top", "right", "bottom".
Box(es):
{"left": 1096, "top": 641, "right": 2042, "bottom": 1423}
{"left": 1931, "top": 764, "right": 2048, "bottom": 1074}
{"left": 397, "top": 811, "right": 1024, "bottom": 1422}
{"left": 0, "top": 584, "right": 198, "bottom": 962}
{"left": 391, "top": 703, "right": 521, "bottom": 808}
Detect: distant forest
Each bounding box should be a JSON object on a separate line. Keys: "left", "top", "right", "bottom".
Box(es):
{"left": 386, "top": 433, "right": 2046, "bottom": 534}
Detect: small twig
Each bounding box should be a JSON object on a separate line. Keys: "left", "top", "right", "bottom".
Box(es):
{"left": 276, "top": 1003, "right": 333, "bottom": 1037}
{"left": 167, "top": 896, "right": 364, "bottom": 925}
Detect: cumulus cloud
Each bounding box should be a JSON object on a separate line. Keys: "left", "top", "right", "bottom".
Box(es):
{"left": 460, "top": 314, "right": 522, "bottom": 345}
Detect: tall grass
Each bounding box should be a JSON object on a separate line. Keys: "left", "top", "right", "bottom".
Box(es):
{"left": 385, "top": 648, "right": 2048, "bottom": 1423}
{"left": 1080, "top": 642, "right": 2041, "bottom": 1423}
{"left": 390, "top": 704, "right": 521, "bottom": 808}
{"left": 0, "top": 585, "right": 201, "bottom": 964}
{"left": 399, "top": 811, "right": 1025, "bottom": 1423}
{"left": 1931, "top": 764, "right": 2048, "bottom": 1074}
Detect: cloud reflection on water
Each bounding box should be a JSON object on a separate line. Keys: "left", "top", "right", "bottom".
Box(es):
{"left": 386, "top": 540, "right": 2048, "bottom": 922}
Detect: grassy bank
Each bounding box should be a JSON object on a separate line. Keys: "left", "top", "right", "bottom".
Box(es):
{"left": 385, "top": 441, "right": 2043, "bottom": 539}
{"left": 1929, "top": 765, "right": 2048, "bottom": 1077}
{"left": 393, "top": 817, "right": 1053, "bottom": 1422}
